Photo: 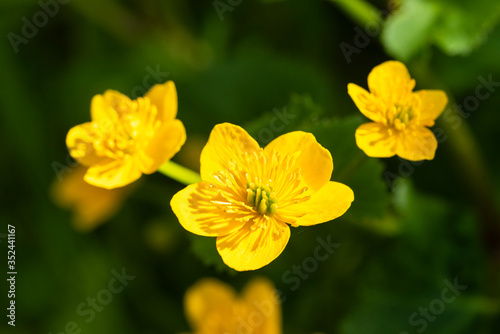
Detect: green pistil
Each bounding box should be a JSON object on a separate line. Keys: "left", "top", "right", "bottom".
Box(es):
{"left": 247, "top": 183, "right": 277, "bottom": 215}
{"left": 391, "top": 105, "right": 414, "bottom": 130}
{"left": 394, "top": 105, "right": 413, "bottom": 123}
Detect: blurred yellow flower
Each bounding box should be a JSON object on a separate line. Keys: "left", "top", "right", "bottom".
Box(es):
{"left": 184, "top": 277, "right": 281, "bottom": 334}
{"left": 348, "top": 61, "right": 448, "bottom": 161}
{"left": 66, "top": 81, "right": 186, "bottom": 189}
{"left": 171, "top": 123, "right": 354, "bottom": 271}
{"left": 51, "top": 166, "right": 132, "bottom": 232}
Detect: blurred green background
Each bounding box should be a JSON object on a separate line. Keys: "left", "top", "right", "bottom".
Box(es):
{"left": 1, "top": 0, "right": 500, "bottom": 333}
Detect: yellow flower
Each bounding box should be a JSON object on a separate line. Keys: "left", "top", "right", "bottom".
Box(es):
{"left": 184, "top": 277, "right": 281, "bottom": 334}
{"left": 348, "top": 61, "right": 448, "bottom": 161}
{"left": 171, "top": 123, "right": 354, "bottom": 271}
{"left": 66, "top": 81, "right": 186, "bottom": 189}
{"left": 50, "top": 166, "right": 132, "bottom": 232}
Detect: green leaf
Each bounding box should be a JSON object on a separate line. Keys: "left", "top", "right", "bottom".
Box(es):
{"left": 433, "top": 0, "right": 500, "bottom": 55}
{"left": 189, "top": 234, "right": 236, "bottom": 274}
{"left": 306, "top": 116, "right": 391, "bottom": 229}
{"left": 382, "top": 0, "right": 500, "bottom": 60}
{"left": 245, "top": 93, "right": 323, "bottom": 146}
{"left": 382, "top": 0, "right": 441, "bottom": 61}
{"left": 341, "top": 180, "right": 487, "bottom": 334}
{"left": 247, "top": 95, "right": 392, "bottom": 233}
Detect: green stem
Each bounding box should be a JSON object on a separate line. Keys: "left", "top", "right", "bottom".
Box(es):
{"left": 328, "top": 0, "right": 382, "bottom": 27}
{"left": 70, "top": 0, "right": 144, "bottom": 44}
{"left": 158, "top": 161, "right": 201, "bottom": 185}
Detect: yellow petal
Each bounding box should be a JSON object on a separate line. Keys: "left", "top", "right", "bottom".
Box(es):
{"left": 368, "top": 60, "right": 415, "bottom": 104}
{"left": 91, "top": 90, "right": 130, "bottom": 122}
{"left": 145, "top": 81, "right": 178, "bottom": 122}
{"left": 242, "top": 278, "right": 282, "bottom": 334}
{"left": 396, "top": 126, "right": 438, "bottom": 161}
{"left": 347, "top": 83, "right": 385, "bottom": 123}
{"left": 136, "top": 119, "right": 186, "bottom": 174}
{"left": 355, "top": 122, "right": 397, "bottom": 158}
{"left": 415, "top": 89, "right": 448, "bottom": 126}
{"left": 66, "top": 123, "right": 106, "bottom": 166}
{"left": 84, "top": 157, "right": 142, "bottom": 189}
{"left": 279, "top": 181, "right": 354, "bottom": 226}
{"left": 170, "top": 183, "right": 249, "bottom": 237}
{"left": 184, "top": 278, "right": 236, "bottom": 330}
{"left": 216, "top": 218, "right": 290, "bottom": 271}
{"left": 200, "top": 123, "right": 260, "bottom": 183}
{"left": 264, "top": 132, "right": 332, "bottom": 192}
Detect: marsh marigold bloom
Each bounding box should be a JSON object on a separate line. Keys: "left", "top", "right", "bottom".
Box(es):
{"left": 171, "top": 123, "right": 354, "bottom": 271}
{"left": 348, "top": 61, "right": 448, "bottom": 161}
{"left": 184, "top": 277, "right": 281, "bottom": 334}
{"left": 66, "top": 81, "right": 186, "bottom": 189}
{"left": 51, "top": 166, "right": 132, "bottom": 232}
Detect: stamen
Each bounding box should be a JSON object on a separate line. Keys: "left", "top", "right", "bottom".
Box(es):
{"left": 390, "top": 104, "right": 414, "bottom": 131}
{"left": 246, "top": 182, "right": 277, "bottom": 215}
{"left": 207, "top": 148, "right": 314, "bottom": 227}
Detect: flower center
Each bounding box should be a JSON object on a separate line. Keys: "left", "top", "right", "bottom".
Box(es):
{"left": 391, "top": 105, "right": 413, "bottom": 130}
{"left": 246, "top": 180, "right": 277, "bottom": 215}
{"left": 93, "top": 97, "right": 157, "bottom": 159}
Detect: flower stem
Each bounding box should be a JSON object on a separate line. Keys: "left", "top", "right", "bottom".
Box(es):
{"left": 158, "top": 161, "right": 201, "bottom": 185}
{"left": 327, "top": 0, "right": 382, "bottom": 27}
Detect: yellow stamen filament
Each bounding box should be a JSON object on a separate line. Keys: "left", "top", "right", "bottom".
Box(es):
{"left": 87, "top": 96, "right": 162, "bottom": 161}
{"left": 205, "top": 148, "right": 312, "bottom": 230}
{"left": 387, "top": 104, "right": 415, "bottom": 131}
